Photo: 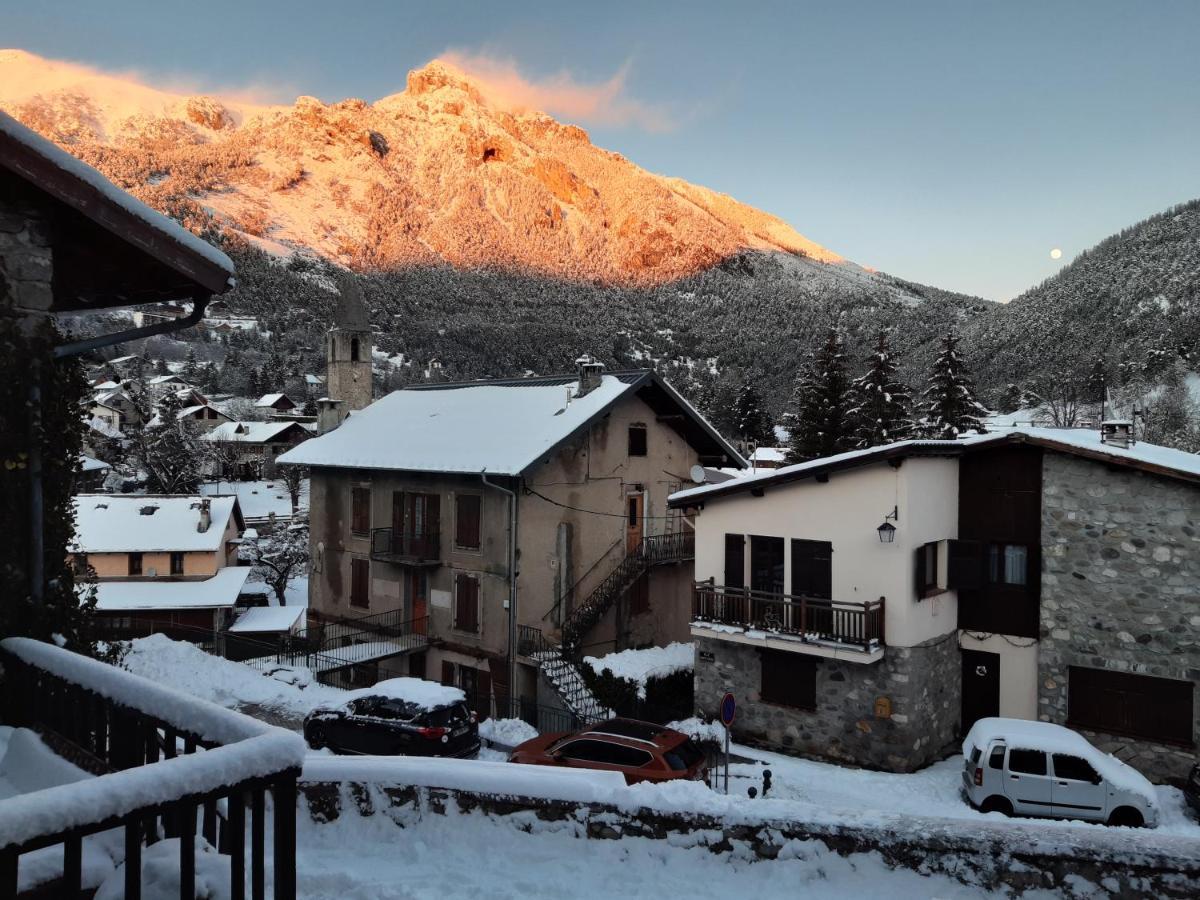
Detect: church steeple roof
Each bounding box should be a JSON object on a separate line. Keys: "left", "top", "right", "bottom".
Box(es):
{"left": 333, "top": 274, "right": 370, "bottom": 330}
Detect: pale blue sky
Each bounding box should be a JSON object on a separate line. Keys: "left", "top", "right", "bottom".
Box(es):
{"left": 5, "top": 0, "right": 1198, "bottom": 300}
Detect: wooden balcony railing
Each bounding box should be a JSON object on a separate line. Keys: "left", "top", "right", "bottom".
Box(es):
{"left": 692, "top": 582, "right": 884, "bottom": 652}
{"left": 0, "top": 636, "right": 305, "bottom": 899}
{"left": 369, "top": 527, "right": 440, "bottom": 565}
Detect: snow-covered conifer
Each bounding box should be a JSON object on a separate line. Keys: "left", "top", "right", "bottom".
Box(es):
{"left": 920, "top": 332, "right": 988, "bottom": 439}
{"left": 783, "top": 328, "right": 855, "bottom": 463}
{"left": 849, "top": 331, "right": 912, "bottom": 449}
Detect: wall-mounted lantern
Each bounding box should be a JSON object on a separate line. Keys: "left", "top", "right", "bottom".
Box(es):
{"left": 877, "top": 505, "right": 899, "bottom": 543}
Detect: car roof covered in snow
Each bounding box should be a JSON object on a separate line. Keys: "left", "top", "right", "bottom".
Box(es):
{"left": 71, "top": 493, "right": 241, "bottom": 553}
{"left": 277, "top": 370, "right": 745, "bottom": 476}
{"left": 670, "top": 425, "right": 1200, "bottom": 506}
{"left": 342, "top": 677, "right": 466, "bottom": 712}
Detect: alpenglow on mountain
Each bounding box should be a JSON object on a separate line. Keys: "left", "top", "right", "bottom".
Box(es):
{"left": 0, "top": 49, "right": 866, "bottom": 285}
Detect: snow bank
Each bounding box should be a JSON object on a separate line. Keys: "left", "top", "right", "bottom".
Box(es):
{"left": 95, "top": 837, "right": 230, "bottom": 900}
{"left": 479, "top": 717, "right": 538, "bottom": 748}
{"left": 667, "top": 717, "right": 726, "bottom": 745}
{"left": 583, "top": 642, "right": 694, "bottom": 698}
{"left": 120, "top": 633, "right": 345, "bottom": 723}
{"left": 0, "top": 729, "right": 91, "bottom": 796}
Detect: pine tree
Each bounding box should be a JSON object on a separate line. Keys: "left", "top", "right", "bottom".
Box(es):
{"left": 154, "top": 357, "right": 169, "bottom": 376}
{"left": 730, "top": 382, "right": 773, "bottom": 446}
{"left": 126, "top": 390, "right": 206, "bottom": 493}
{"left": 849, "top": 332, "right": 912, "bottom": 449}
{"left": 182, "top": 347, "right": 199, "bottom": 382}
{"left": 783, "top": 328, "right": 855, "bottom": 463}
{"left": 246, "top": 366, "right": 261, "bottom": 398}
{"left": 997, "top": 384, "right": 1024, "bottom": 414}
{"left": 920, "top": 332, "right": 988, "bottom": 439}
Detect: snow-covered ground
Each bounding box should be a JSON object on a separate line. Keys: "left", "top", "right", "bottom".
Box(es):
{"left": 293, "top": 800, "right": 1029, "bottom": 900}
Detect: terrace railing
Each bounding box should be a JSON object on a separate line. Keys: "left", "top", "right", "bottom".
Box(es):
{"left": 369, "top": 527, "right": 440, "bottom": 565}
{"left": 692, "top": 581, "right": 885, "bottom": 651}
{"left": 0, "top": 637, "right": 305, "bottom": 900}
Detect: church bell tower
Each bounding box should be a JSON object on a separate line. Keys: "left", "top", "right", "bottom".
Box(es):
{"left": 324, "top": 276, "right": 373, "bottom": 428}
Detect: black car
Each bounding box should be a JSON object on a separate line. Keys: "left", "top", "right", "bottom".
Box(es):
{"left": 303, "top": 691, "right": 480, "bottom": 758}
{"left": 1185, "top": 763, "right": 1200, "bottom": 818}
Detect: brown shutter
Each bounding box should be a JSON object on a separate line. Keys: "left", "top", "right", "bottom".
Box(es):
{"left": 426, "top": 493, "right": 440, "bottom": 538}
{"left": 455, "top": 573, "right": 479, "bottom": 632}
{"left": 392, "top": 491, "right": 404, "bottom": 538}
{"left": 947, "top": 540, "right": 983, "bottom": 590}
{"left": 456, "top": 494, "right": 481, "bottom": 550}
{"left": 914, "top": 544, "right": 927, "bottom": 597}
{"left": 350, "top": 558, "right": 369, "bottom": 608}
{"left": 441, "top": 660, "right": 455, "bottom": 686}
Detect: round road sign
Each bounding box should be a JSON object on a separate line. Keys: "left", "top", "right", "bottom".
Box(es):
{"left": 720, "top": 692, "right": 736, "bottom": 727}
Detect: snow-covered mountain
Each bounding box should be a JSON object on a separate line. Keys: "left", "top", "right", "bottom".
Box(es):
{"left": 0, "top": 48, "right": 874, "bottom": 287}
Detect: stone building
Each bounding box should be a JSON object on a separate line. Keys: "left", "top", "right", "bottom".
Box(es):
{"left": 279, "top": 362, "right": 744, "bottom": 716}
{"left": 322, "top": 277, "right": 373, "bottom": 428}
{"left": 671, "top": 425, "right": 1200, "bottom": 780}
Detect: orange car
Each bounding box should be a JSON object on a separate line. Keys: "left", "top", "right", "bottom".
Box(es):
{"left": 509, "top": 718, "right": 709, "bottom": 785}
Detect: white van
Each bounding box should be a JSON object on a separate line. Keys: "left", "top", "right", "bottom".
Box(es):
{"left": 961, "top": 717, "right": 1158, "bottom": 828}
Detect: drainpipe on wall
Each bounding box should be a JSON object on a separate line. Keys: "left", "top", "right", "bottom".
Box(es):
{"left": 481, "top": 470, "right": 518, "bottom": 716}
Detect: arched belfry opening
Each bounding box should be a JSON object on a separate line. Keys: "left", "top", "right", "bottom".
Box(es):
{"left": 350, "top": 337, "right": 360, "bottom": 362}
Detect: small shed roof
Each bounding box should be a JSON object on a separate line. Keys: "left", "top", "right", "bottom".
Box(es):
{"left": 227, "top": 605, "right": 305, "bottom": 634}
{"left": 92, "top": 567, "right": 251, "bottom": 611}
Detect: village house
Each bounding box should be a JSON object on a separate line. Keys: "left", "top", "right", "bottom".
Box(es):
{"left": 670, "top": 423, "right": 1200, "bottom": 782}
{"left": 202, "top": 420, "right": 313, "bottom": 479}
{"left": 279, "top": 356, "right": 744, "bottom": 716}
{"left": 70, "top": 494, "right": 250, "bottom": 640}
{"left": 256, "top": 392, "right": 299, "bottom": 412}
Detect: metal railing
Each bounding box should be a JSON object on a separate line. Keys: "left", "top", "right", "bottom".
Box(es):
{"left": 692, "top": 581, "right": 885, "bottom": 651}
{"left": 0, "top": 637, "right": 304, "bottom": 900}
{"left": 639, "top": 530, "right": 695, "bottom": 564}
{"left": 369, "top": 527, "right": 440, "bottom": 564}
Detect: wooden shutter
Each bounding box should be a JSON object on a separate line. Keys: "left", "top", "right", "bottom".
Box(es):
{"left": 947, "top": 540, "right": 983, "bottom": 590}
{"left": 759, "top": 650, "right": 816, "bottom": 710}
{"left": 392, "top": 491, "right": 404, "bottom": 538}
{"left": 351, "top": 486, "right": 371, "bottom": 534}
{"left": 791, "top": 540, "right": 832, "bottom": 599}
{"left": 441, "top": 660, "right": 455, "bottom": 686}
{"left": 425, "top": 493, "right": 440, "bottom": 538}
{"left": 724, "top": 534, "right": 745, "bottom": 588}
{"left": 456, "top": 494, "right": 481, "bottom": 549}
{"left": 455, "top": 573, "right": 479, "bottom": 632}
{"left": 914, "top": 544, "right": 928, "bottom": 597}
{"left": 1068, "top": 666, "right": 1193, "bottom": 745}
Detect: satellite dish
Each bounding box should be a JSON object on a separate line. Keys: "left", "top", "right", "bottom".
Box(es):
{"left": 690, "top": 464, "right": 707, "bottom": 484}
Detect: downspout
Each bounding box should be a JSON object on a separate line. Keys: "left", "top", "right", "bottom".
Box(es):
{"left": 29, "top": 293, "right": 210, "bottom": 606}
{"left": 481, "top": 470, "right": 518, "bottom": 717}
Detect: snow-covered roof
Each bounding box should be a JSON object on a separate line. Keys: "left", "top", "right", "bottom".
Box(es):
{"left": 79, "top": 454, "right": 110, "bottom": 473}
{"left": 254, "top": 393, "right": 292, "bottom": 407}
{"left": 147, "top": 374, "right": 185, "bottom": 385}
{"left": 671, "top": 425, "right": 1200, "bottom": 506}
{"left": 202, "top": 421, "right": 308, "bottom": 444}
{"left": 200, "top": 479, "right": 308, "bottom": 522}
{"left": 71, "top": 494, "right": 240, "bottom": 553}
{"left": 279, "top": 371, "right": 744, "bottom": 476}
{"left": 304, "top": 374, "right": 326, "bottom": 385}
{"left": 0, "top": 110, "right": 234, "bottom": 282}
{"left": 228, "top": 604, "right": 305, "bottom": 633}
{"left": 91, "top": 566, "right": 251, "bottom": 611}
{"left": 751, "top": 447, "right": 787, "bottom": 463}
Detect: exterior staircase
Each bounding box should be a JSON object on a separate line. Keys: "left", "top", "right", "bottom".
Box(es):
{"left": 523, "top": 531, "right": 695, "bottom": 724}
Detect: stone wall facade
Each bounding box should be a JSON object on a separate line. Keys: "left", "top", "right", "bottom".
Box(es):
{"left": 1039, "top": 452, "right": 1200, "bottom": 782}
{"left": 694, "top": 630, "right": 960, "bottom": 772}
{"left": 0, "top": 175, "right": 54, "bottom": 317}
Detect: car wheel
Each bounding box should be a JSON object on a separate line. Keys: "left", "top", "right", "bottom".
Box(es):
{"left": 979, "top": 796, "right": 1013, "bottom": 816}
{"left": 306, "top": 722, "right": 327, "bottom": 750}
{"left": 1107, "top": 806, "right": 1144, "bottom": 828}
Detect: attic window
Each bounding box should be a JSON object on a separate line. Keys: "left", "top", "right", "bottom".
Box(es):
{"left": 628, "top": 424, "right": 648, "bottom": 457}
{"left": 139, "top": 506, "right": 159, "bottom": 516}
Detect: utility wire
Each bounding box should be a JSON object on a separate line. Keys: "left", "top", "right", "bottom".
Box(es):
{"left": 523, "top": 485, "right": 687, "bottom": 521}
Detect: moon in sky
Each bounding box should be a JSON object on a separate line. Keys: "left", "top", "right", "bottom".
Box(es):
{"left": 1050, "top": 248, "right": 1063, "bottom": 260}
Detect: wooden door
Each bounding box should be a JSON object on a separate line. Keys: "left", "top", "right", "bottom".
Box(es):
{"left": 961, "top": 649, "right": 1000, "bottom": 733}
{"left": 392, "top": 491, "right": 404, "bottom": 552}
{"left": 409, "top": 571, "right": 428, "bottom": 635}
{"left": 625, "top": 492, "right": 644, "bottom": 554}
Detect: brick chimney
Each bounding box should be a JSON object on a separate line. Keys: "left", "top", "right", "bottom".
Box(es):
{"left": 198, "top": 498, "right": 212, "bottom": 533}
{"left": 575, "top": 354, "right": 605, "bottom": 398}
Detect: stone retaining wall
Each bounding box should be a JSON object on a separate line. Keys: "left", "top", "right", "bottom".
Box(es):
{"left": 300, "top": 778, "right": 1200, "bottom": 898}
{"left": 1040, "top": 452, "right": 1200, "bottom": 781}
{"left": 694, "top": 630, "right": 960, "bottom": 772}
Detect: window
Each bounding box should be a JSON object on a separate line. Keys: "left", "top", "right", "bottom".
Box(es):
{"left": 128, "top": 552, "right": 143, "bottom": 576}
{"left": 1007, "top": 749, "right": 1047, "bottom": 776}
{"left": 170, "top": 552, "right": 185, "bottom": 576}
{"left": 1052, "top": 754, "right": 1100, "bottom": 784}
{"left": 455, "top": 494, "right": 482, "bottom": 550}
{"left": 350, "top": 557, "right": 369, "bottom": 609}
{"left": 72, "top": 553, "right": 89, "bottom": 576}
{"left": 1068, "top": 665, "right": 1194, "bottom": 746}
{"left": 723, "top": 534, "right": 745, "bottom": 589}
{"left": 750, "top": 536, "right": 784, "bottom": 595}
{"left": 759, "top": 649, "right": 816, "bottom": 710}
{"left": 791, "top": 540, "right": 832, "bottom": 599}
{"left": 627, "top": 497, "right": 640, "bottom": 529}
{"left": 351, "top": 486, "right": 371, "bottom": 535}
{"left": 988, "top": 544, "right": 1029, "bottom": 586}
{"left": 988, "top": 745, "right": 1006, "bottom": 769}
{"left": 558, "top": 739, "right": 652, "bottom": 768}
{"left": 350, "top": 337, "right": 360, "bottom": 362}
{"left": 454, "top": 573, "right": 480, "bottom": 632}
{"left": 628, "top": 424, "right": 647, "bottom": 457}
{"left": 915, "top": 541, "right": 940, "bottom": 597}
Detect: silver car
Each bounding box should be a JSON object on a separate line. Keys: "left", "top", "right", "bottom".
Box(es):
{"left": 961, "top": 717, "right": 1158, "bottom": 828}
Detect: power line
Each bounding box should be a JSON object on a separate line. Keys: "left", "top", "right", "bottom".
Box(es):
{"left": 523, "top": 485, "right": 686, "bottom": 521}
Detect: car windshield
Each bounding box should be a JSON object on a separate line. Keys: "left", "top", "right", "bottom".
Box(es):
{"left": 664, "top": 739, "right": 705, "bottom": 771}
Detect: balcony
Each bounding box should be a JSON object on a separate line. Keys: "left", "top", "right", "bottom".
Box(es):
{"left": 691, "top": 582, "right": 885, "bottom": 663}
{"left": 369, "top": 527, "right": 440, "bottom": 566}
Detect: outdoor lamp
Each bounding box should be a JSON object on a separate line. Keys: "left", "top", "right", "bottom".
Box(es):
{"left": 877, "top": 506, "right": 899, "bottom": 543}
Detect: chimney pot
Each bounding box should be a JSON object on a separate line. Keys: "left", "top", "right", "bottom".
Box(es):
{"left": 575, "top": 354, "right": 606, "bottom": 397}
{"left": 198, "top": 497, "right": 212, "bottom": 533}
{"left": 1100, "top": 419, "right": 1133, "bottom": 449}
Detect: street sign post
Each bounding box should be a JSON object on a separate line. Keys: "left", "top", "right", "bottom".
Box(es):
{"left": 719, "top": 693, "right": 735, "bottom": 794}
